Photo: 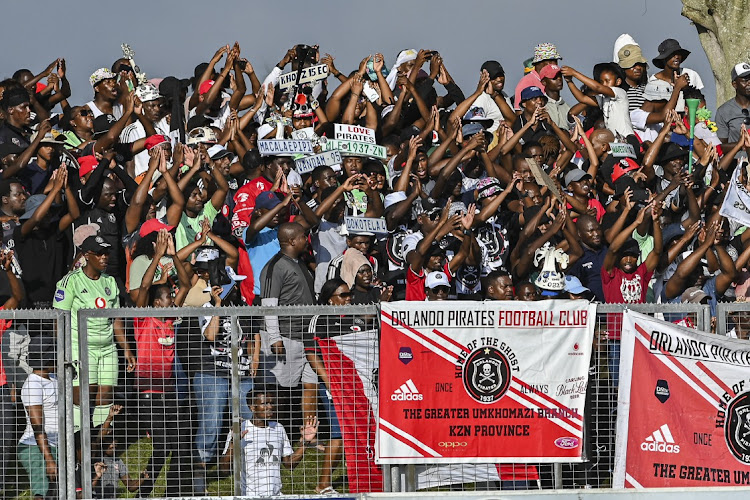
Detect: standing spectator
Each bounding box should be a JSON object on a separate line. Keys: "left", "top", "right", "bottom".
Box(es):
{"left": 53, "top": 235, "right": 135, "bottom": 429}
{"left": 716, "top": 62, "right": 750, "bottom": 150}
{"left": 17, "top": 335, "right": 58, "bottom": 500}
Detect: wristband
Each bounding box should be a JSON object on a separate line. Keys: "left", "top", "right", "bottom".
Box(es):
{"left": 462, "top": 228, "right": 471, "bottom": 236}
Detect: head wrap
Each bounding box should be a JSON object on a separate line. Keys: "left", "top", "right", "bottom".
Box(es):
{"left": 340, "top": 248, "right": 371, "bottom": 289}
{"left": 386, "top": 49, "right": 418, "bottom": 90}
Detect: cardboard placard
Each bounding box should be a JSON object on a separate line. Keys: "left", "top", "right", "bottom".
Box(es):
{"left": 278, "top": 64, "right": 330, "bottom": 90}
{"left": 345, "top": 216, "right": 388, "bottom": 234}
{"left": 526, "top": 158, "right": 563, "bottom": 201}
{"left": 324, "top": 139, "right": 386, "bottom": 159}
{"left": 258, "top": 140, "right": 314, "bottom": 156}
{"left": 295, "top": 151, "right": 342, "bottom": 175}
{"left": 291, "top": 127, "right": 315, "bottom": 140}
{"left": 335, "top": 124, "right": 376, "bottom": 144}
{"left": 609, "top": 142, "right": 637, "bottom": 159}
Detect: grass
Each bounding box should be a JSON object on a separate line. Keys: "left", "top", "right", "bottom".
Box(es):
{"left": 11, "top": 437, "right": 347, "bottom": 499}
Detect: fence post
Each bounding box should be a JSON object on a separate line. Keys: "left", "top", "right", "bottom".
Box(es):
{"left": 79, "top": 313, "right": 92, "bottom": 500}
{"left": 553, "top": 463, "right": 562, "bottom": 488}
{"left": 230, "top": 314, "right": 243, "bottom": 496}
{"left": 56, "top": 311, "right": 70, "bottom": 500}
{"left": 405, "top": 464, "right": 416, "bottom": 491}
{"left": 717, "top": 303, "right": 728, "bottom": 336}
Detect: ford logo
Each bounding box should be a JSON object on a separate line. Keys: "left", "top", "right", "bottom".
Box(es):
{"left": 554, "top": 437, "right": 579, "bottom": 449}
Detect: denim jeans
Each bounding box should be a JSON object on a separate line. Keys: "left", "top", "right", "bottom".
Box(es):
{"left": 192, "top": 371, "right": 253, "bottom": 462}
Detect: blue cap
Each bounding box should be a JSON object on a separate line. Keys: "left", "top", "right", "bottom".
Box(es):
{"left": 255, "top": 191, "right": 282, "bottom": 210}
{"left": 564, "top": 275, "right": 589, "bottom": 294}
{"left": 520, "top": 86, "right": 547, "bottom": 102}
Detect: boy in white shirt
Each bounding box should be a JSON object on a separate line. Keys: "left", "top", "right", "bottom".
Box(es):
{"left": 562, "top": 64, "right": 635, "bottom": 139}
{"left": 239, "top": 389, "right": 319, "bottom": 497}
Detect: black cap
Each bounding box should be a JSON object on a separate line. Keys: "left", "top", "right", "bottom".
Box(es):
{"left": 481, "top": 60, "right": 505, "bottom": 79}
{"left": 80, "top": 235, "right": 112, "bottom": 253}
{"left": 620, "top": 238, "right": 641, "bottom": 257}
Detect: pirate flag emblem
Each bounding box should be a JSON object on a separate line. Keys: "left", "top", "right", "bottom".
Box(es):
{"left": 726, "top": 391, "right": 750, "bottom": 464}
{"left": 462, "top": 346, "right": 511, "bottom": 404}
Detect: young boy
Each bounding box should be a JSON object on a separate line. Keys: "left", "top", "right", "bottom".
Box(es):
{"left": 239, "top": 389, "right": 319, "bottom": 497}
{"left": 562, "top": 64, "right": 635, "bottom": 139}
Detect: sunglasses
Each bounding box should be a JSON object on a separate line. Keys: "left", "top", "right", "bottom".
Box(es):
{"left": 331, "top": 292, "right": 353, "bottom": 298}
{"left": 425, "top": 209, "right": 441, "bottom": 221}
{"left": 429, "top": 285, "right": 450, "bottom": 294}
{"left": 118, "top": 64, "right": 133, "bottom": 73}
{"left": 77, "top": 108, "right": 92, "bottom": 117}
{"left": 743, "top": 108, "right": 750, "bottom": 126}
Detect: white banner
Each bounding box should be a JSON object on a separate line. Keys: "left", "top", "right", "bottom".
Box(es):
{"left": 258, "top": 139, "right": 314, "bottom": 156}
{"left": 719, "top": 162, "right": 750, "bottom": 228}
{"left": 378, "top": 300, "right": 596, "bottom": 464}
{"left": 324, "top": 139, "right": 386, "bottom": 159}
{"left": 615, "top": 311, "right": 750, "bottom": 488}
{"left": 335, "top": 124, "right": 376, "bottom": 144}
{"left": 278, "top": 64, "right": 329, "bottom": 90}
{"left": 294, "top": 151, "right": 342, "bottom": 175}
{"left": 345, "top": 216, "right": 387, "bottom": 234}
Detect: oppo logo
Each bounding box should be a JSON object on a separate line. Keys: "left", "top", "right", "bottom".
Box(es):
{"left": 439, "top": 442, "right": 468, "bottom": 448}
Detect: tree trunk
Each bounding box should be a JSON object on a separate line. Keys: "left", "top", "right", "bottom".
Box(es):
{"left": 681, "top": 0, "right": 750, "bottom": 105}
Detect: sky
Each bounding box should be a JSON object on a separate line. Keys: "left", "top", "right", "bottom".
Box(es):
{"left": 1, "top": 0, "right": 717, "bottom": 109}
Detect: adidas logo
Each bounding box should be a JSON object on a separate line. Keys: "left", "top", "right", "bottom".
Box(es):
{"left": 80, "top": 288, "right": 88, "bottom": 294}
{"left": 640, "top": 424, "right": 680, "bottom": 453}
{"left": 391, "top": 379, "right": 423, "bottom": 401}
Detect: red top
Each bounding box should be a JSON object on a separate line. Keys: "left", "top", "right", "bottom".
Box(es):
{"left": 602, "top": 262, "right": 653, "bottom": 340}
{"left": 406, "top": 263, "right": 452, "bottom": 301}
{"left": 231, "top": 176, "right": 274, "bottom": 231}
{"left": 133, "top": 317, "right": 175, "bottom": 393}
{"left": 0, "top": 309, "right": 9, "bottom": 387}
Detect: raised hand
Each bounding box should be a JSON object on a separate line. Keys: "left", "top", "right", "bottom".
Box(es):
{"left": 461, "top": 204, "right": 476, "bottom": 230}
{"left": 300, "top": 415, "right": 319, "bottom": 443}
{"left": 477, "top": 70, "right": 490, "bottom": 94}
{"left": 372, "top": 53, "right": 385, "bottom": 72}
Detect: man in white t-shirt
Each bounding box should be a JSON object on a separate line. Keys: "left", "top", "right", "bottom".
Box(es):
{"left": 120, "top": 83, "right": 170, "bottom": 179}
{"left": 239, "top": 390, "right": 318, "bottom": 497}
{"left": 17, "top": 335, "right": 59, "bottom": 499}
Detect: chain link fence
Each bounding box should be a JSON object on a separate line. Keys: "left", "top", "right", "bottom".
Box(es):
{"left": 1, "top": 303, "right": 718, "bottom": 498}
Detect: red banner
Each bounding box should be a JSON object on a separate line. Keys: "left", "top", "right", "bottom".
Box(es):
{"left": 377, "top": 301, "right": 595, "bottom": 464}
{"left": 615, "top": 311, "right": 750, "bottom": 487}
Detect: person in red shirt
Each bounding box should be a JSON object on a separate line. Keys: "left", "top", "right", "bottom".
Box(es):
{"left": 602, "top": 202, "right": 662, "bottom": 387}
{"left": 405, "top": 203, "right": 475, "bottom": 301}
{"left": 132, "top": 230, "right": 194, "bottom": 497}
{"left": 231, "top": 156, "right": 292, "bottom": 232}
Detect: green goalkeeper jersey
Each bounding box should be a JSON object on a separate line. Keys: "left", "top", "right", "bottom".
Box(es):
{"left": 54, "top": 269, "right": 120, "bottom": 347}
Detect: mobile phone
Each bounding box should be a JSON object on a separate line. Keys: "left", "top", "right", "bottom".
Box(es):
{"left": 424, "top": 51, "right": 438, "bottom": 60}
{"left": 49, "top": 114, "right": 60, "bottom": 127}
{"left": 237, "top": 60, "right": 247, "bottom": 70}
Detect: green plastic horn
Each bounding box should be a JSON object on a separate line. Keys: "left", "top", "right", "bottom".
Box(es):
{"left": 686, "top": 98, "right": 700, "bottom": 174}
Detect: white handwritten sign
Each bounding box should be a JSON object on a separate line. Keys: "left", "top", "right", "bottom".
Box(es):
{"left": 345, "top": 216, "right": 388, "bottom": 234}
{"left": 294, "top": 151, "right": 342, "bottom": 175}
{"left": 258, "top": 140, "right": 314, "bottom": 156}
{"left": 278, "top": 64, "right": 330, "bottom": 90}
{"left": 334, "top": 124, "right": 376, "bottom": 144}
{"left": 324, "top": 139, "right": 386, "bottom": 159}
{"left": 609, "top": 142, "right": 637, "bottom": 159}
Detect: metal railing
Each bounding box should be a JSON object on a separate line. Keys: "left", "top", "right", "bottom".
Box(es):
{"left": 1, "top": 302, "right": 719, "bottom": 498}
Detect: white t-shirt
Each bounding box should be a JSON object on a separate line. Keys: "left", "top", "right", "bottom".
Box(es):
{"left": 120, "top": 117, "right": 170, "bottom": 178}
{"left": 596, "top": 87, "right": 634, "bottom": 139}
{"left": 629, "top": 108, "right": 662, "bottom": 142}
{"left": 19, "top": 373, "right": 59, "bottom": 447}
{"left": 240, "top": 420, "right": 293, "bottom": 497}
{"left": 469, "top": 93, "right": 504, "bottom": 133}
{"left": 86, "top": 101, "right": 123, "bottom": 120}
{"left": 188, "top": 102, "right": 231, "bottom": 130}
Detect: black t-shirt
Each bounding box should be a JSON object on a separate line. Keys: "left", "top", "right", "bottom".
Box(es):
{"left": 352, "top": 287, "right": 380, "bottom": 305}
{"left": 511, "top": 114, "right": 554, "bottom": 145}
{"left": 0, "top": 123, "right": 30, "bottom": 158}
{"left": 13, "top": 223, "right": 70, "bottom": 306}
{"left": 74, "top": 206, "right": 125, "bottom": 278}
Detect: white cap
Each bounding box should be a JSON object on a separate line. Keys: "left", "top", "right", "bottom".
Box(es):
{"left": 384, "top": 191, "right": 408, "bottom": 210}
{"left": 196, "top": 247, "right": 219, "bottom": 263}
{"left": 425, "top": 271, "right": 450, "bottom": 289}
{"left": 642, "top": 79, "right": 672, "bottom": 101}
{"left": 135, "top": 82, "right": 161, "bottom": 102}
{"left": 732, "top": 62, "right": 750, "bottom": 81}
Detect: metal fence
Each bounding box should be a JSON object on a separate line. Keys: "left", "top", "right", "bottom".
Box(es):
{"left": 716, "top": 301, "right": 750, "bottom": 338}
{"left": 0, "top": 308, "right": 69, "bottom": 500}
{"left": 1, "top": 303, "right": 718, "bottom": 499}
